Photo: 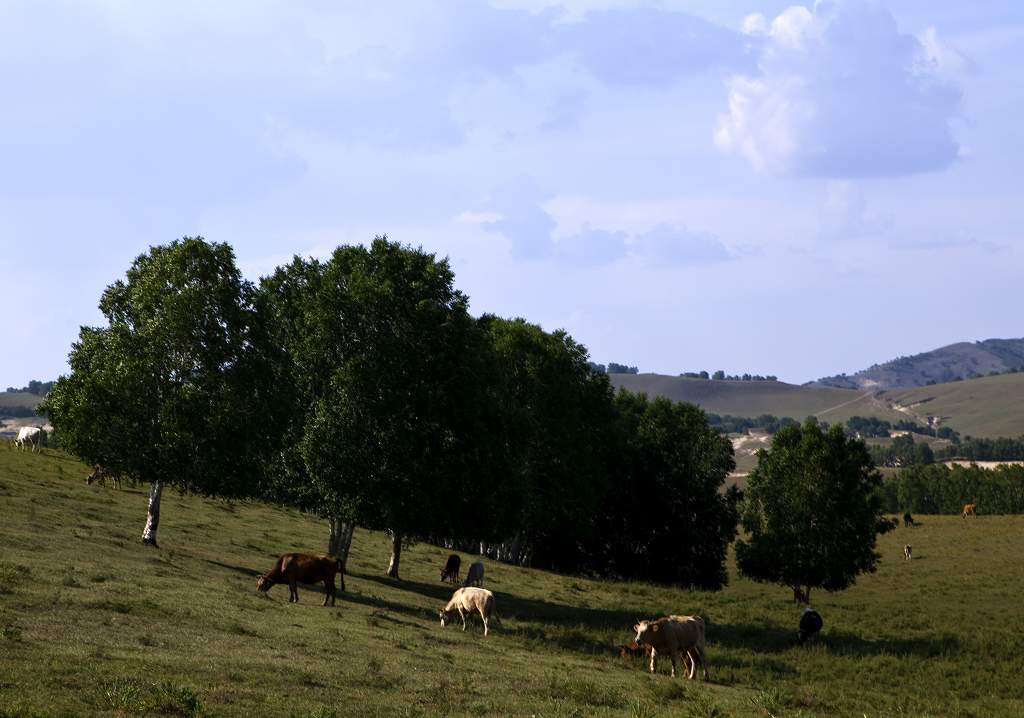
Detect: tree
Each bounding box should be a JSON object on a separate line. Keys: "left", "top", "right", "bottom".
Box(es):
{"left": 592, "top": 392, "right": 739, "bottom": 588}
{"left": 260, "top": 238, "right": 489, "bottom": 579}
{"left": 735, "top": 419, "right": 894, "bottom": 603}
{"left": 43, "top": 238, "right": 270, "bottom": 547}
{"left": 712, "top": 370, "right": 725, "bottom": 380}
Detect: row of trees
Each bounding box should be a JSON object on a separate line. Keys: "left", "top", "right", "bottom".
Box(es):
{"left": 868, "top": 434, "right": 1024, "bottom": 467}
{"left": 44, "top": 237, "right": 893, "bottom": 599}
{"left": 880, "top": 463, "right": 1024, "bottom": 514}
{"left": 4, "top": 380, "right": 54, "bottom": 395}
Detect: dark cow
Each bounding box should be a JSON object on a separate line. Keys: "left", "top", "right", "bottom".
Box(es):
{"left": 440, "top": 553, "right": 461, "bottom": 584}
{"left": 903, "top": 512, "right": 914, "bottom": 528}
{"left": 256, "top": 553, "right": 345, "bottom": 606}
{"left": 798, "top": 607, "right": 823, "bottom": 644}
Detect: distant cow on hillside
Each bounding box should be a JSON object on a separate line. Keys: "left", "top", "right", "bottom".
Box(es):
{"left": 798, "top": 607, "right": 823, "bottom": 644}
{"left": 440, "top": 554, "right": 461, "bottom": 584}
{"left": 904, "top": 544, "right": 913, "bottom": 561}
{"left": 15, "top": 426, "right": 44, "bottom": 452}
{"left": 464, "top": 560, "right": 484, "bottom": 587}
{"left": 86, "top": 464, "right": 121, "bottom": 489}
{"left": 903, "top": 512, "right": 915, "bottom": 527}
{"left": 633, "top": 616, "right": 709, "bottom": 680}
{"left": 962, "top": 503, "right": 977, "bottom": 518}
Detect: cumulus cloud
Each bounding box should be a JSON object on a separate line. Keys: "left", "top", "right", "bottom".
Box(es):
{"left": 716, "top": 1, "right": 966, "bottom": 177}
{"left": 628, "top": 225, "right": 732, "bottom": 265}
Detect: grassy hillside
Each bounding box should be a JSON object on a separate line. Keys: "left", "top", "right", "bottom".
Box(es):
{"left": 609, "top": 375, "right": 908, "bottom": 425}
{"left": 0, "top": 392, "right": 41, "bottom": 412}
{"left": 886, "top": 372, "right": 1024, "bottom": 438}
{"left": 814, "top": 338, "right": 1024, "bottom": 390}
{"left": 2, "top": 449, "right": 1024, "bottom": 716}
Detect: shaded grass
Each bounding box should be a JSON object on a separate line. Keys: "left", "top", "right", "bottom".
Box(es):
{"left": 1, "top": 447, "right": 1023, "bottom": 716}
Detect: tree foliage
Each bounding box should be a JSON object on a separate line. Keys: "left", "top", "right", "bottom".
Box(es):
{"left": 43, "top": 238, "right": 271, "bottom": 532}
{"left": 736, "top": 420, "right": 894, "bottom": 600}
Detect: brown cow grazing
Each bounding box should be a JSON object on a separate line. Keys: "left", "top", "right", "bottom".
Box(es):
{"left": 904, "top": 544, "right": 913, "bottom": 560}
{"left": 439, "top": 587, "right": 497, "bottom": 636}
{"left": 86, "top": 464, "right": 121, "bottom": 489}
{"left": 256, "top": 553, "right": 345, "bottom": 606}
{"left": 633, "top": 616, "right": 709, "bottom": 680}
{"left": 440, "top": 554, "right": 461, "bottom": 584}
{"left": 962, "top": 503, "right": 977, "bottom": 519}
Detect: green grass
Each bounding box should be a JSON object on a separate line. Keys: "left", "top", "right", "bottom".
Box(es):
{"left": 887, "top": 372, "right": 1024, "bottom": 438}
{"left": 2, "top": 446, "right": 1023, "bottom": 716}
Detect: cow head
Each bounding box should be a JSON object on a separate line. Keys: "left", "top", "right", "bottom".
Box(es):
{"left": 439, "top": 608, "right": 453, "bottom": 627}
{"left": 633, "top": 620, "right": 659, "bottom": 645}
{"left": 256, "top": 575, "right": 273, "bottom": 592}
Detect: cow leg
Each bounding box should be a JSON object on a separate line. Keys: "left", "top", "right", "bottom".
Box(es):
{"left": 480, "top": 608, "right": 489, "bottom": 636}
{"left": 290, "top": 581, "right": 298, "bottom": 602}
{"left": 649, "top": 649, "right": 657, "bottom": 674}
{"left": 458, "top": 607, "right": 468, "bottom": 631}
{"left": 324, "top": 578, "right": 334, "bottom": 606}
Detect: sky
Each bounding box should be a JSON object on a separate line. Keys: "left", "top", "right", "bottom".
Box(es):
{"left": 1, "top": 0, "right": 1021, "bottom": 387}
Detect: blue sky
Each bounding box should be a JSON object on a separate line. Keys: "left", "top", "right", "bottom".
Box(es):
{"left": 1, "top": 0, "right": 1021, "bottom": 386}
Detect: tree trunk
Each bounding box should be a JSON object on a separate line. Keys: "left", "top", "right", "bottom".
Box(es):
{"left": 328, "top": 518, "right": 355, "bottom": 571}
{"left": 386, "top": 530, "right": 402, "bottom": 579}
{"left": 141, "top": 480, "right": 163, "bottom": 547}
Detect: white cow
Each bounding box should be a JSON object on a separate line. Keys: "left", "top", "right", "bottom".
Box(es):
{"left": 15, "top": 426, "right": 44, "bottom": 452}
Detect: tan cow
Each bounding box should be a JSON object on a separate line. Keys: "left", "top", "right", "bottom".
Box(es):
{"left": 633, "top": 615, "right": 709, "bottom": 680}
{"left": 962, "top": 503, "right": 977, "bottom": 518}
{"left": 439, "top": 586, "right": 496, "bottom": 636}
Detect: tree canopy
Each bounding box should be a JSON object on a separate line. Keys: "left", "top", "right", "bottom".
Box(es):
{"left": 735, "top": 419, "right": 894, "bottom": 602}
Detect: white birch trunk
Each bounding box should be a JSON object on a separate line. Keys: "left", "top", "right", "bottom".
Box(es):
{"left": 328, "top": 519, "right": 355, "bottom": 571}
{"left": 386, "top": 530, "right": 402, "bottom": 579}
{"left": 141, "top": 480, "right": 163, "bottom": 547}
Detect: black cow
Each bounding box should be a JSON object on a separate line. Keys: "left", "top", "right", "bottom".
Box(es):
{"left": 440, "top": 554, "right": 461, "bottom": 584}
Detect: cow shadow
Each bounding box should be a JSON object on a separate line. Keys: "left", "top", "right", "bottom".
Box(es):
{"left": 709, "top": 621, "right": 961, "bottom": 658}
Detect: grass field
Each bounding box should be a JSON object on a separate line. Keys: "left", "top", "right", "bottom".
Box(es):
{"left": 887, "top": 373, "right": 1024, "bottom": 438}
{"left": 2, "top": 448, "right": 1023, "bottom": 717}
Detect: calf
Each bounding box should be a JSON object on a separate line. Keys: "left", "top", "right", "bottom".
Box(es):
{"left": 256, "top": 553, "right": 345, "bottom": 606}
{"left": 440, "top": 553, "right": 461, "bottom": 584}
{"left": 439, "top": 586, "right": 497, "bottom": 636}
{"left": 962, "top": 503, "right": 977, "bottom": 519}
{"left": 633, "top": 616, "right": 709, "bottom": 680}
{"left": 904, "top": 544, "right": 913, "bottom": 561}
{"left": 464, "top": 560, "right": 484, "bottom": 587}
{"left": 86, "top": 464, "right": 121, "bottom": 489}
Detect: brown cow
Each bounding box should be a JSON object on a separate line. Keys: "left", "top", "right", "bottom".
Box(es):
{"left": 256, "top": 553, "right": 345, "bottom": 606}
{"left": 86, "top": 464, "right": 121, "bottom": 489}
{"left": 633, "top": 616, "right": 709, "bottom": 680}
{"left": 962, "top": 503, "right": 977, "bottom": 519}
{"left": 440, "top": 554, "right": 461, "bottom": 584}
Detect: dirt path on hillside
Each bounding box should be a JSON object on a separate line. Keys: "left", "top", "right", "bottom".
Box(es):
{"left": 814, "top": 391, "right": 874, "bottom": 418}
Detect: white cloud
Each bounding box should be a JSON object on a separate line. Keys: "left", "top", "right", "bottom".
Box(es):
{"left": 818, "top": 181, "right": 891, "bottom": 240}
{"left": 715, "top": 1, "right": 967, "bottom": 178}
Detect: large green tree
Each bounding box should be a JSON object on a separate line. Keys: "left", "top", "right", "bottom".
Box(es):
{"left": 736, "top": 419, "right": 894, "bottom": 602}
{"left": 593, "top": 391, "right": 739, "bottom": 588}
{"left": 43, "top": 238, "right": 271, "bottom": 547}
{"left": 260, "top": 238, "right": 495, "bottom": 578}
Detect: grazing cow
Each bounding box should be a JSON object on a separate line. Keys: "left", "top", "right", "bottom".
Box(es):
{"left": 439, "top": 586, "right": 497, "bottom": 636}
{"left": 15, "top": 427, "right": 43, "bottom": 452}
{"left": 86, "top": 464, "right": 121, "bottom": 489}
{"left": 797, "top": 607, "right": 823, "bottom": 644}
{"left": 962, "top": 503, "right": 977, "bottom": 519}
{"left": 792, "top": 586, "right": 809, "bottom": 604}
{"left": 440, "top": 554, "right": 461, "bottom": 584}
{"left": 904, "top": 544, "right": 913, "bottom": 561}
{"left": 256, "top": 553, "right": 345, "bottom": 606}
{"left": 903, "top": 512, "right": 915, "bottom": 528}
{"left": 464, "top": 560, "right": 484, "bottom": 587}
{"left": 633, "top": 616, "right": 709, "bottom": 680}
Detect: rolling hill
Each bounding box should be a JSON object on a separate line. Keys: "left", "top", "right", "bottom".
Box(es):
{"left": 609, "top": 372, "right": 1024, "bottom": 438}
{"left": 813, "top": 338, "right": 1024, "bottom": 390}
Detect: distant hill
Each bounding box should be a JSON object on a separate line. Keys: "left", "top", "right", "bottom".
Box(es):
{"left": 609, "top": 372, "right": 1024, "bottom": 439}
{"left": 0, "top": 391, "right": 43, "bottom": 417}
{"left": 608, "top": 374, "right": 908, "bottom": 425}
{"left": 813, "top": 338, "right": 1024, "bottom": 390}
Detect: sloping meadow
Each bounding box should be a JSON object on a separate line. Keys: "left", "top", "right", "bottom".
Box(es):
{"left": 1, "top": 447, "right": 1022, "bottom": 717}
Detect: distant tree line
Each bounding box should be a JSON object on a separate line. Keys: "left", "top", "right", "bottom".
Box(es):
{"left": 4, "top": 380, "right": 54, "bottom": 395}
{"left": 868, "top": 433, "right": 1024, "bottom": 467}
{"left": 707, "top": 413, "right": 799, "bottom": 435}
{"left": 707, "top": 371, "right": 778, "bottom": 381}
{"left": 880, "top": 464, "right": 1024, "bottom": 515}
{"left": 587, "top": 362, "right": 639, "bottom": 374}
{"left": 845, "top": 415, "right": 957, "bottom": 440}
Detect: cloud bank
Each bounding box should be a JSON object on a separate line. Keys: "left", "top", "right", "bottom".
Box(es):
{"left": 715, "top": 1, "right": 966, "bottom": 177}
